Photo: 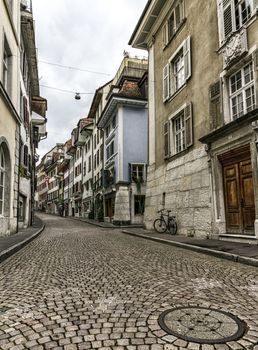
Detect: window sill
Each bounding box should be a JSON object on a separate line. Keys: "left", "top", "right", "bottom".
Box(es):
{"left": 165, "top": 146, "right": 191, "bottom": 162}
{"left": 164, "top": 81, "right": 187, "bottom": 104}
{"left": 163, "top": 18, "right": 187, "bottom": 51}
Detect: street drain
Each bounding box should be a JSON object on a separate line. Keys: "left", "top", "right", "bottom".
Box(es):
{"left": 158, "top": 306, "right": 247, "bottom": 344}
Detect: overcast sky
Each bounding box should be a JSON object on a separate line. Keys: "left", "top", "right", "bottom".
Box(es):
{"left": 33, "top": 0, "right": 148, "bottom": 159}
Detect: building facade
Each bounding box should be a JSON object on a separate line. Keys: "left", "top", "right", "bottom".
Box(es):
{"left": 0, "top": 0, "right": 46, "bottom": 236}
{"left": 130, "top": 0, "right": 258, "bottom": 241}
{"left": 98, "top": 59, "right": 148, "bottom": 225}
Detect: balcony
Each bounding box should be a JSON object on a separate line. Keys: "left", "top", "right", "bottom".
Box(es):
{"left": 20, "top": 0, "right": 32, "bottom": 12}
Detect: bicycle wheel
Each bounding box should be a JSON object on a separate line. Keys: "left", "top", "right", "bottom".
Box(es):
{"left": 168, "top": 220, "right": 177, "bottom": 235}
{"left": 153, "top": 219, "right": 167, "bottom": 233}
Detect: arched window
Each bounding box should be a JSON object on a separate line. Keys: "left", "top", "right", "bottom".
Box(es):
{"left": 0, "top": 146, "right": 5, "bottom": 216}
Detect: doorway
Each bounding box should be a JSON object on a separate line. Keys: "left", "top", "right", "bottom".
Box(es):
{"left": 219, "top": 145, "right": 255, "bottom": 235}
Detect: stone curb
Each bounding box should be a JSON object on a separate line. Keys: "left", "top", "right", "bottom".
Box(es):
{"left": 69, "top": 217, "right": 143, "bottom": 229}
{"left": 0, "top": 223, "right": 45, "bottom": 264}
{"left": 122, "top": 230, "right": 258, "bottom": 268}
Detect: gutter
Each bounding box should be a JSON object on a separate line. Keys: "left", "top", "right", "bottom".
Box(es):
{"left": 128, "top": 0, "right": 152, "bottom": 45}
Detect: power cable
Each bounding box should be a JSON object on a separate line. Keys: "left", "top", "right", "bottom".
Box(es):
{"left": 40, "top": 84, "right": 95, "bottom": 95}
{"left": 38, "top": 59, "right": 112, "bottom": 77}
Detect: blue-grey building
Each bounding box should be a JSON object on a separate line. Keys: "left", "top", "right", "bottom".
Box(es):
{"left": 98, "top": 69, "right": 148, "bottom": 225}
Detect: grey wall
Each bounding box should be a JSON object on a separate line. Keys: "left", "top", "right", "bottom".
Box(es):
{"left": 123, "top": 106, "right": 148, "bottom": 182}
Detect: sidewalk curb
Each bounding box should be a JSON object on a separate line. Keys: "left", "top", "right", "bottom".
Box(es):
{"left": 0, "top": 224, "right": 45, "bottom": 264}
{"left": 69, "top": 217, "right": 143, "bottom": 229}
{"left": 122, "top": 230, "right": 258, "bottom": 268}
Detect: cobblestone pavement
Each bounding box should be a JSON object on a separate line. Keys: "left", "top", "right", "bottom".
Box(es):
{"left": 0, "top": 214, "right": 258, "bottom": 350}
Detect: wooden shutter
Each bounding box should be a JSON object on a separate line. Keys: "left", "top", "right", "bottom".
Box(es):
{"left": 128, "top": 163, "right": 132, "bottom": 182}
{"left": 184, "top": 103, "right": 193, "bottom": 148}
{"left": 183, "top": 36, "right": 191, "bottom": 81}
{"left": 163, "top": 64, "right": 170, "bottom": 101}
{"left": 223, "top": 0, "right": 234, "bottom": 40}
{"left": 163, "top": 22, "right": 168, "bottom": 47}
{"left": 253, "top": 49, "right": 258, "bottom": 109}
{"left": 209, "top": 80, "right": 223, "bottom": 130}
{"left": 23, "top": 96, "right": 29, "bottom": 127}
{"left": 164, "top": 121, "right": 170, "bottom": 158}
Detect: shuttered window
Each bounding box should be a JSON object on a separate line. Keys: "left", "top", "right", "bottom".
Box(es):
{"left": 218, "top": 0, "right": 254, "bottom": 44}
{"left": 163, "top": 64, "right": 170, "bottom": 101}
{"left": 165, "top": 103, "right": 193, "bottom": 158}
{"left": 209, "top": 80, "right": 223, "bottom": 130}
{"left": 162, "top": 0, "right": 185, "bottom": 47}
{"left": 163, "top": 36, "right": 191, "bottom": 102}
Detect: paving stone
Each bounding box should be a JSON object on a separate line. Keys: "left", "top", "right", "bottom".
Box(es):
{"left": 0, "top": 214, "right": 257, "bottom": 350}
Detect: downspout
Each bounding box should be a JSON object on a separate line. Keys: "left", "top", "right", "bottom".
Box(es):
{"left": 91, "top": 132, "right": 95, "bottom": 218}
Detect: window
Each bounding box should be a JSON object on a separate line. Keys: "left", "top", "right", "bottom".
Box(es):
{"left": 94, "top": 154, "right": 96, "bottom": 169}
{"left": 23, "top": 145, "right": 28, "bottom": 167}
{"left": 112, "top": 116, "right": 116, "bottom": 129}
{"left": 94, "top": 135, "right": 97, "bottom": 149}
{"left": 134, "top": 195, "right": 145, "bottom": 215}
{"left": 174, "top": 113, "right": 185, "bottom": 153}
{"left": 164, "top": 103, "right": 193, "bottom": 157}
{"left": 88, "top": 155, "right": 91, "bottom": 172}
{"left": 229, "top": 61, "right": 255, "bottom": 119}
{"left": 0, "top": 147, "right": 5, "bottom": 216}
{"left": 97, "top": 150, "right": 99, "bottom": 166}
{"left": 163, "top": 37, "right": 191, "bottom": 101}
{"left": 106, "top": 140, "right": 115, "bottom": 160}
{"left": 163, "top": 0, "right": 185, "bottom": 46}
{"left": 131, "top": 164, "right": 145, "bottom": 182}
{"left": 2, "top": 39, "right": 12, "bottom": 94}
{"left": 218, "top": 0, "right": 254, "bottom": 43}
{"left": 106, "top": 125, "right": 110, "bottom": 138}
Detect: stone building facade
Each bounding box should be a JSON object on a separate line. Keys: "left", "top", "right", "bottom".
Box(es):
{"left": 130, "top": 0, "right": 258, "bottom": 242}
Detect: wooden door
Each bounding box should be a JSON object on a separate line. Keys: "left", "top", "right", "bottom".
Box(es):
{"left": 223, "top": 159, "right": 255, "bottom": 235}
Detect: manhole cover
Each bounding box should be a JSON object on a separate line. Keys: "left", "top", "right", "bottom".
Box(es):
{"left": 158, "top": 307, "right": 247, "bottom": 344}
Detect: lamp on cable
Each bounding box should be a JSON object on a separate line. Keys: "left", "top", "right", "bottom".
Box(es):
{"left": 75, "top": 93, "right": 81, "bottom": 100}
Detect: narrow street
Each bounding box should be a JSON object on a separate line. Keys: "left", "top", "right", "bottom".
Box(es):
{"left": 0, "top": 214, "right": 258, "bottom": 350}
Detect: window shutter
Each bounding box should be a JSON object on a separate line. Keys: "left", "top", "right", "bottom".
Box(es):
{"left": 163, "top": 22, "right": 168, "bottom": 47}
{"left": 253, "top": 49, "right": 258, "bottom": 109}
{"left": 184, "top": 103, "right": 193, "bottom": 148}
{"left": 23, "top": 96, "right": 29, "bottom": 127}
{"left": 209, "top": 80, "right": 223, "bottom": 130}
{"left": 163, "top": 64, "right": 170, "bottom": 101}
{"left": 183, "top": 36, "right": 191, "bottom": 81}
{"left": 164, "top": 121, "right": 170, "bottom": 157}
{"left": 128, "top": 163, "right": 132, "bottom": 182}
{"left": 222, "top": 0, "right": 234, "bottom": 40}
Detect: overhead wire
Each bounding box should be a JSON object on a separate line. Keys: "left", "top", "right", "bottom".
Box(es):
{"left": 38, "top": 59, "right": 112, "bottom": 77}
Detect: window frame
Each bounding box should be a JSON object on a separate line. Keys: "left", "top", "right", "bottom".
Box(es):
{"left": 163, "top": 0, "right": 185, "bottom": 47}
{"left": 163, "top": 36, "right": 191, "bottom": 102}
{"left": 218, "top": 0, "right": 255, "bottom": 45}
{"left": 229, "top": 60, "right": 256, "bottom": 120}
{"left": 164, "top": 103, "right": 193, "bottom": 158}
{"left": 131, "top": 164, "right": 145, "bottom": 183}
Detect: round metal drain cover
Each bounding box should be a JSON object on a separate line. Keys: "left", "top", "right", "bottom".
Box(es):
{"left": 158, "top": 307, "right": 247, "bottom": 344}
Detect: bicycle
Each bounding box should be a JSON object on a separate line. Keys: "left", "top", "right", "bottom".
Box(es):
{"left": 153, "top": 209, "right": 177, "bottom": 234}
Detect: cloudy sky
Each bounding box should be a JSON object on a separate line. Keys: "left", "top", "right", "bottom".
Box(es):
{"left": 33, "top": 0, "right": 148, "bottom": 159}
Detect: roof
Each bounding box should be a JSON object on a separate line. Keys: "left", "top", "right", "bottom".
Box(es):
{"left": 117, "top": 80, "right": 142, "bottom": 99}
{"left": 78, "top": 117, "right": 93, "bottom": 129}
{"left": 129, "top": 0, "right": 165, "bottom": 49}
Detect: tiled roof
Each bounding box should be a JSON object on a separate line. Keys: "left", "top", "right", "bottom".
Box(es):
{"left": 118, "top": 80, "right": 143, "bottom": 99}
{"left": 79, "top": 118, "right": 93, "bottom": 129}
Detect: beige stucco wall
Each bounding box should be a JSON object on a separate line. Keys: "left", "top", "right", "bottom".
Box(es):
{"left": 144, "top": 0, "right": 224, "bottom": 237}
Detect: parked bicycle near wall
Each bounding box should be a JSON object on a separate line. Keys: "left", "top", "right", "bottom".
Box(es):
{"left": 153, "top": 209, "right": 177, "bottom": 234}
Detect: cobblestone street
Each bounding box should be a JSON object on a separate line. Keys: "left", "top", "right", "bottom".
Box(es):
{"left": 0, "top": 214, "right": 258, "bottom": 350}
